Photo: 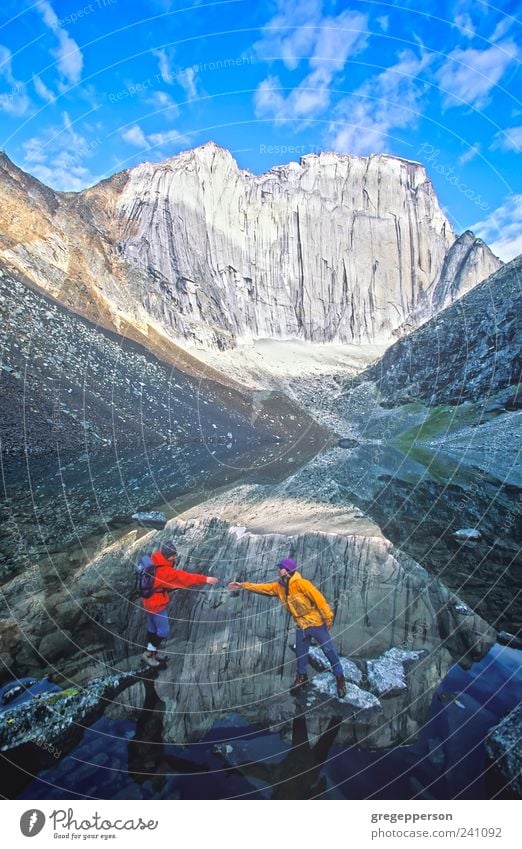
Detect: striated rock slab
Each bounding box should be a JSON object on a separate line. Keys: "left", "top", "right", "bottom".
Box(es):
{"left": 51, "top": 514, "right": 495, "bottom": 749}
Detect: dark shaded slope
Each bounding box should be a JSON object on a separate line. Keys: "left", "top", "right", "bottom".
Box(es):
{"left": 0, "top": 261, "right": 324, "bottom": 467}
{"left": 348, "top": 256, "right": 521, "bottom": 408}
{"left": 0, "top": 262, "right": 328, "bottom": 577}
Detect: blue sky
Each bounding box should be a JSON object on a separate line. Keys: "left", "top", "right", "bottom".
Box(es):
{"left": 0, "top": 0, "right": 520, "bottom": 259}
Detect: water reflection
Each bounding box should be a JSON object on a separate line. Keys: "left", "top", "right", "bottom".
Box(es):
{"left": 128, "top": 677, "right": 207, "bottom": 792}
{"left": 16, "top": 645, "right": 522, "bottom": 800}
{"left": 216, "top": 713, "right": 341, "bottom": 799}
{"left": 334, "top": 443, "right": 521, "bottom": 632}
{"left": 0, "top": 432, "right": 326, "bottom": 577}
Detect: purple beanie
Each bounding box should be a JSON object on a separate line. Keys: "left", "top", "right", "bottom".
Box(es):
{"left": 278, "top": 558, "right": 297, "bottom": 572}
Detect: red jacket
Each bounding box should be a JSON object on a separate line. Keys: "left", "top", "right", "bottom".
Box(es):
{"left": 142, "top": 551, "right": 208, "bottom": 613}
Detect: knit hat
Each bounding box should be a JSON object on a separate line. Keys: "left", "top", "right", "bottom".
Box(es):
{"left": 161, "top": 540, "right": 178, "bottom": 559}
{"left": 277, "top": 558, "right": 297, "bottom": 573}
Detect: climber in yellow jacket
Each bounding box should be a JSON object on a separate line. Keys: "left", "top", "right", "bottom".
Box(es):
{"left": 228, "top": 558, "right": 346, "bottom": 698}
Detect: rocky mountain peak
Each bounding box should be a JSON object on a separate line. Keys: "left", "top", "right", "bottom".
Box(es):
{"left": 0, "top": 143, "right": 501, "bottom": 354}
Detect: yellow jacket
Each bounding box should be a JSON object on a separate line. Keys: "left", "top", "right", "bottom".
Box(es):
{"left": 240, "top": 571, "right": 334, "bottom": 629}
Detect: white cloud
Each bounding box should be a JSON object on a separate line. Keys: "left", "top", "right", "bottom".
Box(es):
{"left": 23, "top": 111, "right": 101, "bottom": 190}
{"left": 33, "top": 74, "right": 55, "bottom": 103}
{"left": 436, "top": 38, "right": 519, "bottom": 109}
{"left": 490, "top": 18, "right": 513, "bottom": 43}
{"left": 146, "top": 90, "right": 180, "bottom": 118}
{"left": 472, "top": 194, "right": 522, "bottom": 261}
{"left": 491, "top": 125, "right": 522, "bottom": 153}
{"left": 121, "top": 122, "right": 190, "bottom": 152}
{"left": 36, "top": 0, "right": 84, "bottom": 86}
{"left": 459, "top": 142, "right": 481, "bottom": 164}
{"left": 177, "top": 66, "right": 199, "bottom": 101}
{"left": 122, "top": 124, "right": 150, "bottom": 148}
{"left": 0, "top": 44, "right": 31, "bottom": 115}
{"left": 254, "top": 0, "right": 324, "bottom": 70}
{"left": 377, "top": 16, "right": 389, "bottom": 32}
{"left": 148, "top": 128, "right": 190, "bottom": 147}
{"left": 254, "top": 7, "right": 368, "bottom": 124}
{"left": 152, "top": 48, "right": 173, "bottom": 84}
{"left": 327, "top": 50, "right": 431, "bottom": 154}
{"left": 453, "top": 13, "right": 475, "bottom": 39}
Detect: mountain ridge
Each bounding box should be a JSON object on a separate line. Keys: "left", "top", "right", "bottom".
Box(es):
{"left": 0, "top": 143, "right": 501, "bottom": 358}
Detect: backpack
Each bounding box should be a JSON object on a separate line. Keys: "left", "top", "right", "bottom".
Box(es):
{"left": 135, "top": 555, "right": 157, "bottom": 599}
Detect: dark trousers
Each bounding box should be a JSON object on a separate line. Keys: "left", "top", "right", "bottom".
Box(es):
{"left": 296, "top": 625, "right": 343, "bottom": 676}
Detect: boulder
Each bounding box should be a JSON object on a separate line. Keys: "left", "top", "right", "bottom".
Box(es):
{"left": 485, "top": 704, "right": 522, "bottom": 796}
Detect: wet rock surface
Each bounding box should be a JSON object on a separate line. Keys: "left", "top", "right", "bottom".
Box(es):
{"left": 485, "top": 704, "right": 522, "bottom": 796}
{"left": 0, "top": 669, "right": 140, "bottom": 752}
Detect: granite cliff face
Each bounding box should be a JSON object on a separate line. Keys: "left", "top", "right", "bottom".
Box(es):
{"left": 0, "top": 144, "right": 500, "bottom": 353}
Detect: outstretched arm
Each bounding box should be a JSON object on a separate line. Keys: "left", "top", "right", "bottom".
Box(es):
{"left": 228, "top": 580, "right": 279, "bottom": 596}
{"left": 160, "top": 567, "right": 217, "bottom": 590}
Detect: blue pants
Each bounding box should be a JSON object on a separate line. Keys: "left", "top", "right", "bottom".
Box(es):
{"left": 147, "top": 610, "right": 170, "bottom": 642}
{"left": 296, "top": 625, "right": 343, "bottom": 676}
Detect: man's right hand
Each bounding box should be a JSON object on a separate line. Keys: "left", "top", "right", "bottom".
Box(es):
{"left": 228, "top": 581, "right": 242, "bottom": 590}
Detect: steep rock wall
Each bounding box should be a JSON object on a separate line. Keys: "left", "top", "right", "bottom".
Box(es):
{"left": 99, "top": 143, "right": 499, "bottom": 348}
{"left": 0, "top": 145, "right": 500, "bottom": 353}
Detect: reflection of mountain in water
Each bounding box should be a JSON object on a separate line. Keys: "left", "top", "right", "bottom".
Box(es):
{"left": 0, "top": 432, "right": 326, "bottom": 580}
{"left": 334, "top": 442, "right": 521, "bottom": 633}
{"left": 14, "top": 644, "right": 522, "bottom": 800}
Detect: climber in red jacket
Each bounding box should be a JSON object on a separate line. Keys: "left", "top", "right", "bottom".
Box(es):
{"left": 142, "top": 540, "right": 218, "bottom": 667}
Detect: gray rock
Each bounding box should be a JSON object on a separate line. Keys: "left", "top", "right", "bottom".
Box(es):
{"left": 0, "top": 669, "right": 140, "bottom": 752}
{"left": 131, "top": 511, "right": 167, "bottom": 529}
{"left": 452, "top": 528, "right": 482, "bottom": 541}
{"left": 485, "top": 704, "right": 522, "bottom": 796}
{"left": 38, "top": 630, "right": 76, "bottom": 662}
{"left": 346, "top": 257, "right": 520, "bottom": 409}
{"left": 311, "top": 673, "right": 382, "bottom": 713}
{"left": 367, "top": 648, "right": 425, "bottom": 697}
{"left": 66, "top": 516, "right": 494, "bottom": 748}
{"left": 0, "top": 145, "right": 498, "bottom": 356}
{"left": 496, "top": 631, "right": 522, "bottom": 650}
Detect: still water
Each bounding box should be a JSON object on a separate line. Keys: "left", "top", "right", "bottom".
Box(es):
{"left": 15, "top": 644, "right": 522, "bottom": 800}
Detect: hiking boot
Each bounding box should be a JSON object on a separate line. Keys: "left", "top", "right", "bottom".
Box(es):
{"left": 290, "top": 673, "right": 308, "bottom": 694}
{"left": 336, "top": 674, "right": 346, "bottom": 699}
{"left": 142, "top": 651, "right": 160, "bottom": 668}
